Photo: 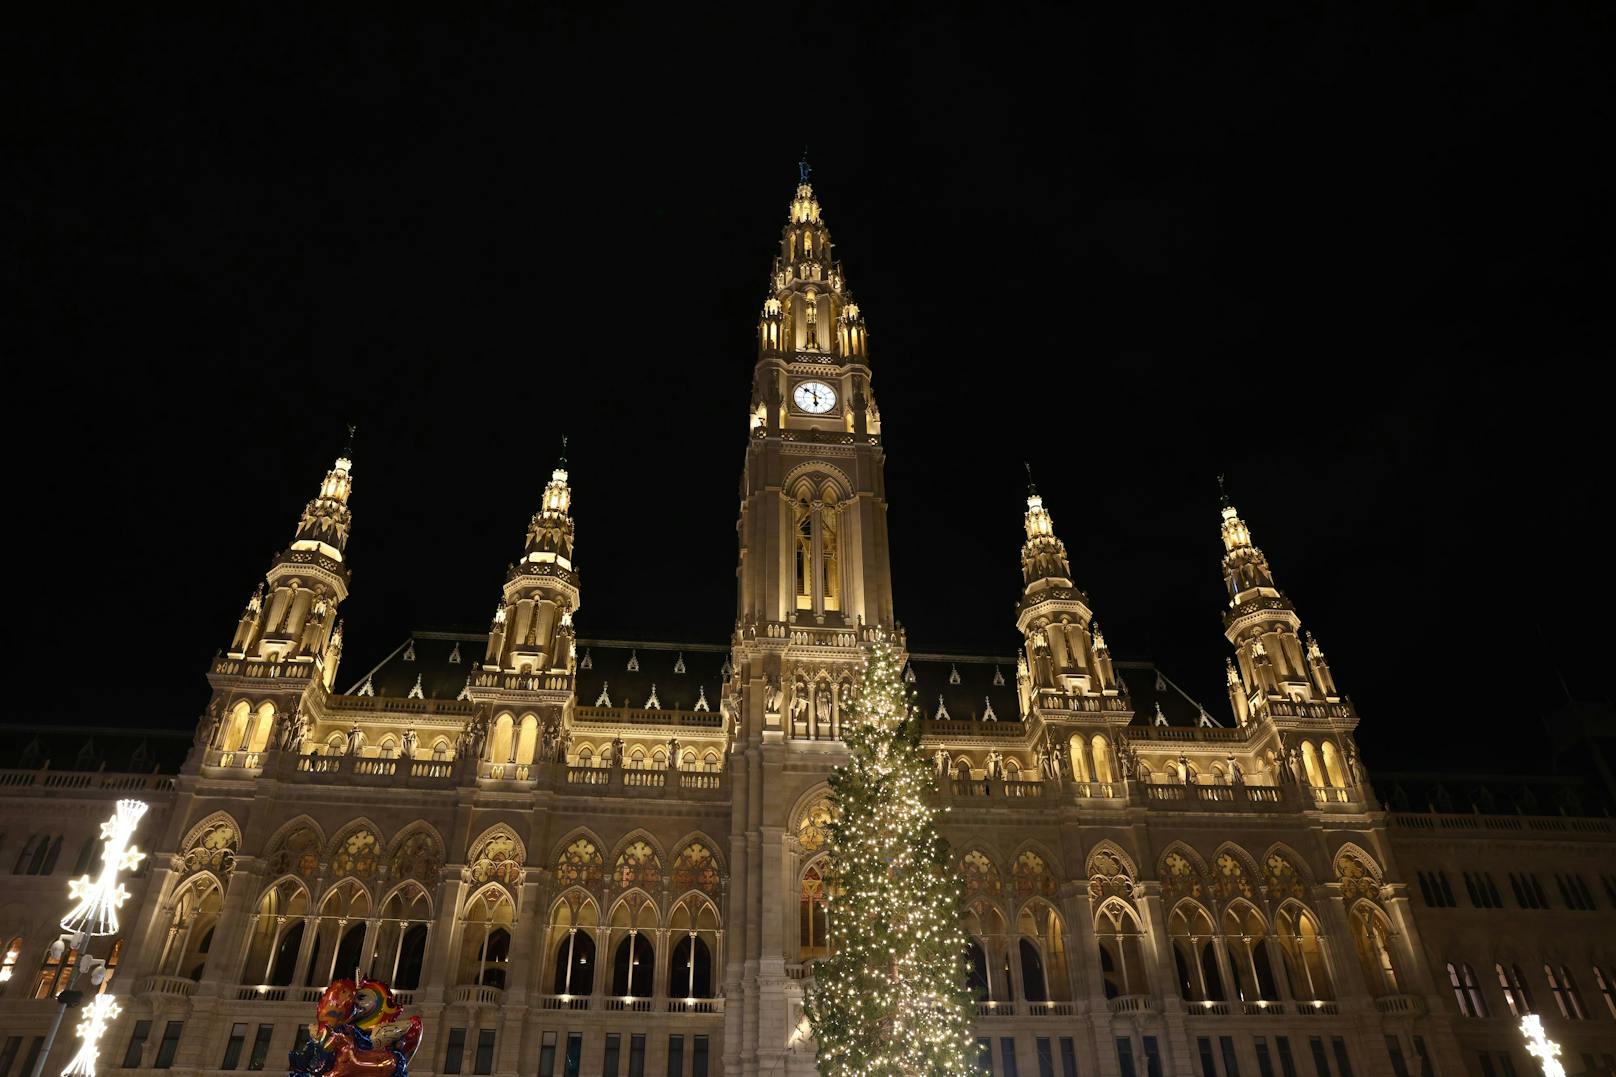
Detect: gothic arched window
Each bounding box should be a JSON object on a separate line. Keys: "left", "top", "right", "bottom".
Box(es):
{"left": 794, "top": 497, "right": 813, "bottom": 611}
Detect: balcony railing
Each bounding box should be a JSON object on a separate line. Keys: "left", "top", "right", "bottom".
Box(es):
{"left": 136, "top": 975, "right": 199, "bottom": 999}
{"left": 1373, "top": 994, "right": 1424, "bottom": 1015}
{"left": 235, "top": 985, "right": 323, "bottom": 1003}
{"left": 448, "top": 985, "right": 504, "bottom": 1006}
{"left": 0, "top": 769, "right": 176, "bottom": 793}
{"left": 1107, "top": 994, "right": 1159, "bottom": 1015}
{"left": 540, "top": 995, "right": 592, "bottom": 1011}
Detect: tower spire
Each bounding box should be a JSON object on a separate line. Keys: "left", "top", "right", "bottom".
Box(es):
{"left": 225, "top": 431, "right": 355, "bottom": 687}
{"left": 480, "top": 445, "right": 580, "bottom": 674}
{"left": 1219, "top": 485, "right": 1346, "bottom": 708}
{"left": 1013, "top": 484, "right": 1122, "bottom": 712}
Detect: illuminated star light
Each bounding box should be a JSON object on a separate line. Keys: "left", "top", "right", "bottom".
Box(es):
{"left": 62, "top": 799, "right": 149, "bottom": 937}
{"left": 61, "top": 994, "right": 122, "bottom": 1077}
{"left": 1520, "top": 1014, "right": 1565, "bottom": 1077}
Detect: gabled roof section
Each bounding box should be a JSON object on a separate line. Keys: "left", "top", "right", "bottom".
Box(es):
{"left": 344, "top": 630, "right": 481, "bottom": 702}
{"left": 573, "top": 639, "right": 728, "bottom": 714}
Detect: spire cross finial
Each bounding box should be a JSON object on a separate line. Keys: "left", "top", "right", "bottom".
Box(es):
{"left": 1024, "top": 461, "right": 1038, "bottom": 495}
{"left": 1217, "top": 472, "right": 1230, "bottom": 507}
{"left": 798, "top": 151, "right": 811, "bottom": 185}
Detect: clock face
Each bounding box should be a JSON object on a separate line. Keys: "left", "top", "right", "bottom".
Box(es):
{"left": 793, "top": 381, "right": 837, "bottom": 414}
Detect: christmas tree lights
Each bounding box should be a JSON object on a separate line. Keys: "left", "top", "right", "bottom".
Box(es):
{"left": 805, "top": 630, "right": 977, "bottom": 1077}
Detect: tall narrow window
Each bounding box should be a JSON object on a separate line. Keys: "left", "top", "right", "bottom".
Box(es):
{"left": 692, "top": 1036, "right": 709, "bottom": 1077}
{"left": 120, "top": 1023, "right": 152, "bottom": 1070}
{"left": 1220, "top": 1036, "right": 1242, "bottom": 1077}
{"left": 820, "top": 503, "right": 840, "bottom": 611}
{"left": 221, "top": 1024, "right": 248, "bottom": 1070}
{"left": 1059, "top": 1038, "right": 1078, "bottom": 1077}
{"left": 1386, "top": 1036, "right": 1410, "bottom": 1077}
{"left": 628, "top": 1036, "right": 645, "bottom": 1077}
{"left": 666, "top": 1035, "right": 684, "bottom": 1077}
{"left": 794, "top": 499, "right": 813, "bottom": 611}
{"left": 537, "top": 1031, "right": 556, "bottom": 1077}
{"left": 1036, "top": 1038, "right": 1054, "bottom": 1077}
{"left": 247, "top": 1025, "right": 274, "bottom": 1071}
{"left": 561, "top": 1033, "right": 580, "bottom": 1077}
{"left": 602, "top": 1034, "right": 621, "bottom": 1077}
{"left": 800, "top": 862, "right": 831, "bottom": 959}
{"left": 1115, "top": 1038, "right": 1135, "bottom": 1077}
{"left": 1547, "top": 965, "right": 1588, "bottom": 1019}
{"left": 473, "top": 1030, "right": 496, "bottom": 1076}
{"left": 1594, "top": 966, "right": 1616, "bottom": 1018}
{"left": 154, "top": 1022, "right": 184, "bottom": 1069}
{"left": 1331, "top": 1037, "right": 1356, "bottom": 1077}
{"left": 1276, "top": 1038, "right": 1299, "bottom": 1077}
{"left": 1142, "top": 1036, "right": 1163, "bottom": 1077}
{"left": 443, "top": 1029, "right": 466, "bottom": 1076}
{"left": 1497, "top": 963, "right": 1533, "bottom": 1016}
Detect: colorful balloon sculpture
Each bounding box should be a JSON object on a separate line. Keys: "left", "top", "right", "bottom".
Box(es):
{"left": 288, "top": 978, "right": 422, "bottom": 1077}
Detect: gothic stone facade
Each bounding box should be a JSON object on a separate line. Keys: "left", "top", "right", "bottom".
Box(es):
{"left": 3, "top": 178, "right": 1614, "bottom": 1077}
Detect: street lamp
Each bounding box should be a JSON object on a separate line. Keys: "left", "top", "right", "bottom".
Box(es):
{"left": 29, "top": 799, "right": 148, "bottom": 1077}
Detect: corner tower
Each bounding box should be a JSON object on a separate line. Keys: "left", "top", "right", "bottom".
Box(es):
{"left": 201, "top": 439, "right": 355, "bottom": 769}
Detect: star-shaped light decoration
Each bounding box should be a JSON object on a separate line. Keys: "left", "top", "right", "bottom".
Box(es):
{"left": 61, "top": 800, "right": 148, "bottom": 937}
{"left": 1520, "top": 1014, "right": 1566, "bottom": 1077}
{"left": 61, "top": 993, "right": 122, "bottom": 1077}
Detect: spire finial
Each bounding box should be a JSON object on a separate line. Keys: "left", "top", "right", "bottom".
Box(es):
{"left": 798, "top": 151, "right": 811, "bottom": 186}
{"left": 559, "top": 434, "right": 568, "bottom": 467}
{"left": 1024, "top": 461, "right": 1038, "bottom": 496}
{"left": 1217, "top": 473, "right": 1230, "bottom": 508}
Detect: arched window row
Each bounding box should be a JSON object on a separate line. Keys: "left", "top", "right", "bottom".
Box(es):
{"left": 1166, "top": 898, "right": 1336, "bottom": 1007}
{"left": 257, "top": 820, "right": 445, "bottom": 888}
{"left": 238, "top": 877, "right": 434, "bottom": 992}
{"left": 542, "top": 890, "right": 721, "bottom": 1001}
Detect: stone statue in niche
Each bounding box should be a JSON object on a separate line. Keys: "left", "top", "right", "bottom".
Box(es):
{"left": 814, "top": 685, "right": 832, "bottom": 723}
{"left": 201, "top": 705, "right": 222, "bottom": 749}
{"left": 401, "top": 728, "right": 418, "bottom": 760}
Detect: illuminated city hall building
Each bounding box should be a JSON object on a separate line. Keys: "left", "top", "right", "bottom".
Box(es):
{"left": 3, "top": 176, "right": 1615, "bottom": 1077}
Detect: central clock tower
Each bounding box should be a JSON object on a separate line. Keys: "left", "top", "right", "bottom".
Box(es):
{"left": 724, "top": 164, "right": 898, "bottom": 1075}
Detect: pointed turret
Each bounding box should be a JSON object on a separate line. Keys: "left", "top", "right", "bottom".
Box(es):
{"left": 1218, "top": 480, "right": 1345, "bottom": 709}
{"left": 1013, "top": 476, "right": 1121, "bottom": 700}
{"left": 482, "top": 441, "right": 580, "bottom": 675}
{"left": 750, "top": 165, "right": 877, "bottom": 439}
{"left": 226, "top": 435, "right": 354, "bottom": 688}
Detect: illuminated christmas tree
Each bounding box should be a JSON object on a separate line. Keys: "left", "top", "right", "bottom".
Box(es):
{"left": 805, "top": 630, "right": 977, "bottom": 1076}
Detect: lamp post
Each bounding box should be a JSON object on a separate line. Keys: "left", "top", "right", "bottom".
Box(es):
{"left": 29, "top": 799, "right": 148, "bottom": 1077}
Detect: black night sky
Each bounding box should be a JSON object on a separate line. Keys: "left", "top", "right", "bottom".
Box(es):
{"left": 11, "top": 6, "right": 1612, "bottom": 775}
